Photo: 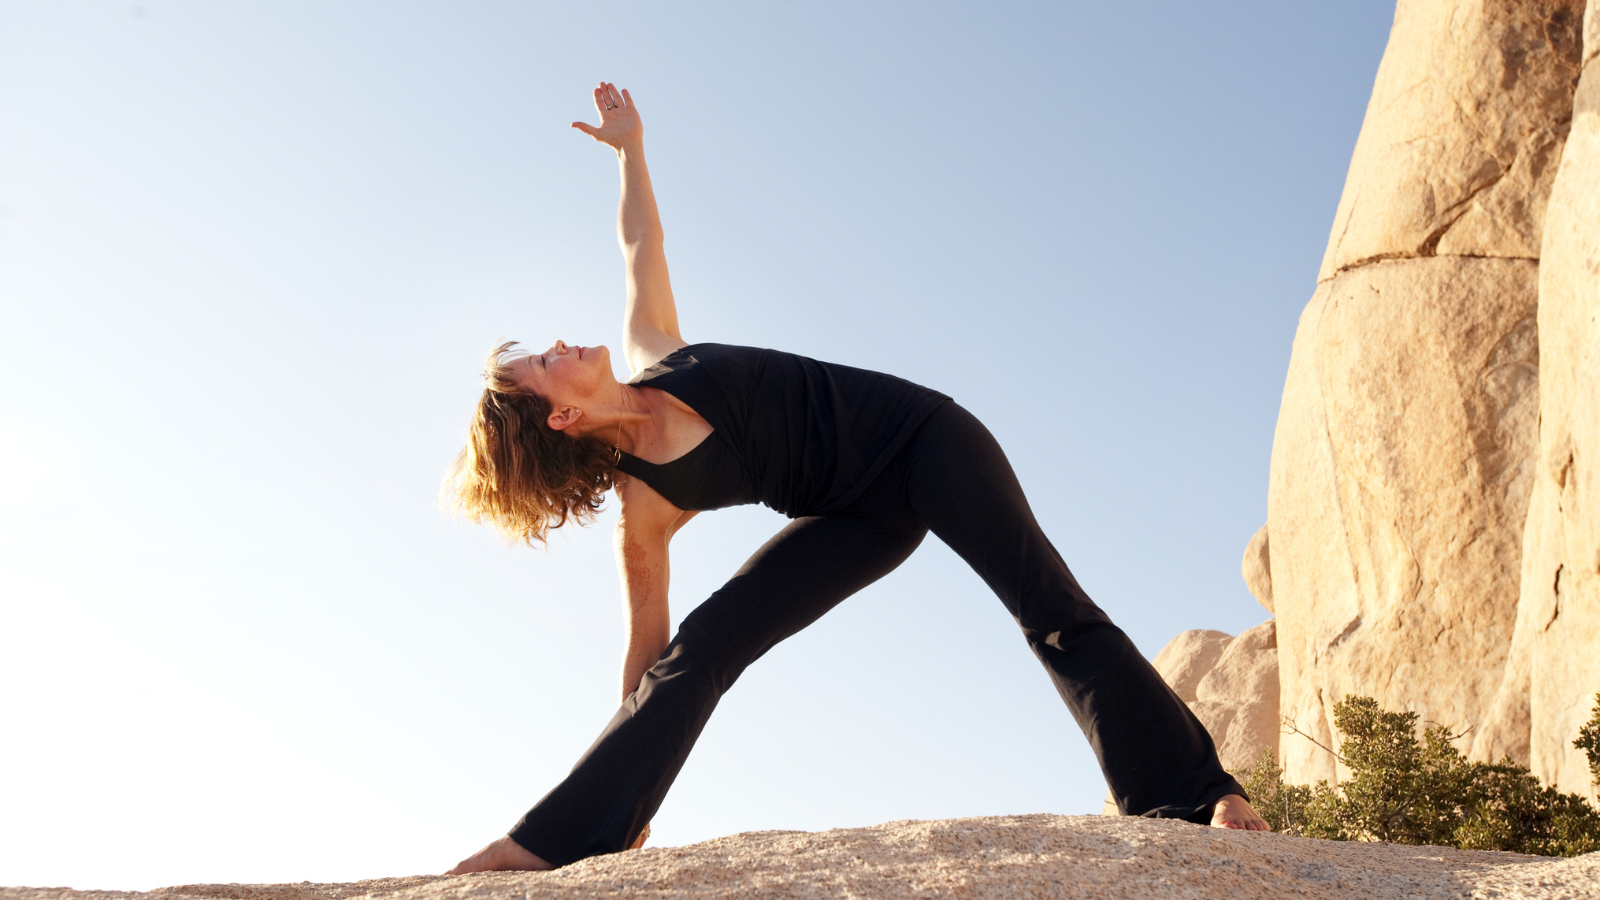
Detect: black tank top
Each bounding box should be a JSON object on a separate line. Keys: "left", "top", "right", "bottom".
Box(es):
{"left": 614, "top": 344, "right": 949, "bottom": 516}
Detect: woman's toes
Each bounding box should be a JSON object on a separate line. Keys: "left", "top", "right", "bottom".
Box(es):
{"left": 1209, "top": 794, "right": 1271, "bottom": 832}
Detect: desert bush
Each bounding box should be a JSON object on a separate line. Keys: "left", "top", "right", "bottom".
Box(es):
{"left": 1575, "top": 694, "right": 1600, "bottom": 788}
{"left": 1238, "top": 694, "right": 1600, "bottom": 856}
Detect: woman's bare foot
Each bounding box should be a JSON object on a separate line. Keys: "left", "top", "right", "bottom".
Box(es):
{"left": 446, "top": 835, "right": 554, "bottom": 875}
{"left": 1210, "top": 793, "right": 1270, "bottom": 831}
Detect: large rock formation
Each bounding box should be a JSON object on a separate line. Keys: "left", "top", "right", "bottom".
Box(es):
{"left": 1265, "top": 0, "right": 1584, "bottom": 785}
{"left": 1484, "top": 0, "right": 1600, "bottom": 799}
{"left": 10, "top": 816, "right": 1600, "bottom": 900}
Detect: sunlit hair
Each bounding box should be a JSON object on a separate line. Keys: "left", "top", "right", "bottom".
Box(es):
{"left": 442, "top": 341, "right": 616, "bottom": 546}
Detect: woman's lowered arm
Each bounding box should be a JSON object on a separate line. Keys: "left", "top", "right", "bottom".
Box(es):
{"left": 612, "top": 473, "right": 697, "bottom": 701}
{"left": 571, "top": 82, "right": 687, "bottom": 374}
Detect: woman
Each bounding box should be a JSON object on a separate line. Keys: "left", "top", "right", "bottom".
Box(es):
{"left": 444, "top": 83, "right": 1267, "bottom": 874}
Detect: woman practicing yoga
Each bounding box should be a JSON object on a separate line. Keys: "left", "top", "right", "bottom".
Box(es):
{"left": 444, "top": 82, "right": 1268, "bottom": 874}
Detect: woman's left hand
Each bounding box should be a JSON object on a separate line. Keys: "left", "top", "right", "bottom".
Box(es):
{"left": 572, "top": 82, "right": 642, "bottom": 150}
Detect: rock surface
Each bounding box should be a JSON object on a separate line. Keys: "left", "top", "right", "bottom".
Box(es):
{"left": 7, "top": 816, "right": 1600, "bottom": 900}
{"left": 1150, "top": 629, "right": 1233, "bottom": 703}
{"left": 1484, "top": 0, "right": 1600, "bottom": 799}
{"left": 1269, "top": 256, "right": 1541, "bottom": 784}
{"left": 1318, "top": 0, "right": 1583, "bottom": 279}
{"left": 1242, "top": 524, "right": 1273, "bottom": 612}
{"left": 1194, "top": 620, "right": 1282, "bottom": 773}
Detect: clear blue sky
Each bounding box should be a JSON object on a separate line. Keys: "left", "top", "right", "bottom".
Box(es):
{"left": 0, "top": 0, "right": 1393, "bottom": 889}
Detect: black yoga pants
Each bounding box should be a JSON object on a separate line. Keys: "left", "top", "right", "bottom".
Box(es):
{"left": 508, "top": 400, "right": 1245, "bottom": 866}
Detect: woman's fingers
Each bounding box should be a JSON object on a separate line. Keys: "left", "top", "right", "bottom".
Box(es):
{"left": 575, "top": 82, "right": 637, "bottom": 145}
{"left": 585, "top": 82, "right": 633, "bottom": 117}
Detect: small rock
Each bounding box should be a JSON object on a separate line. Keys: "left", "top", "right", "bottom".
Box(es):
{"left": 1151, "top": 630, "right": 1233, "bottom": 703}
{"left": 1242, "top": 524, "right": 1272, "bottom": 613}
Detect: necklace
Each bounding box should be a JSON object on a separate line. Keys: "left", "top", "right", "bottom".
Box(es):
{"left": 613, "top": 383, "right": 630, "bottom": 462}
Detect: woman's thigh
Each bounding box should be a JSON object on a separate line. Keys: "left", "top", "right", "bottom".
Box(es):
{"left": 900, "top": 402, "right": 1110, "bottom": 633}
{"left": 668, "top": 511, "right": 928, "bottom": 688}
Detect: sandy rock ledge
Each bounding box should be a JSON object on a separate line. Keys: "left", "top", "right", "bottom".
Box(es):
{"left": 8, "top": 816, "right": 1600, "bottom": 900}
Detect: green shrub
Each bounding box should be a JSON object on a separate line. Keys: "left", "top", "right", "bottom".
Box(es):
{"left": 1238, "top": 694, "right": 1600, "bottom": 856}
{"left": 1575, "top": 694, "right": 1600, "bottom": 788}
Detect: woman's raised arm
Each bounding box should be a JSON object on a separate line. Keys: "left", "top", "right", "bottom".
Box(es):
{"left": 572, "top": 83, "right": 688, "bottom": 374}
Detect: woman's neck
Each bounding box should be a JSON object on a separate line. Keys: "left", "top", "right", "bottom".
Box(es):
{"left": 609, "top": 384, "right": 712, "bottom": 465}
{"left": 610, "top": 384, "right": 657, "bottom": 455}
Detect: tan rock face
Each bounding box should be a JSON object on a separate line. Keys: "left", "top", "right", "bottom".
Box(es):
{"left": 1197, "top": 621, "right": 1278, "bottom": 705}
{"left": 1490, "top": 33, "right": 1600, "bottom": 798}
{"left": 1268, "top": 257, "right": 1541, "bottom": 784}
{"left": 1195, "top": 620, "right": 1281, "bottom": 772}
{"left": 1242, "top": 524, "right": 1273, "bottom": 613}
{"left": 1589, "top": 0, "right": 1600, "bottom": 68}
{"left": 1319, "top": 0, "right": 1584, "bottom": 280}
{"left": 1151, "top": 629, "right": 1233, "bottom": 703}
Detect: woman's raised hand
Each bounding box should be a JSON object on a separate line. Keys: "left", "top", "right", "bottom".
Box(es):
{"left": 571, "top": 82, "right": 642, "bottom": 150}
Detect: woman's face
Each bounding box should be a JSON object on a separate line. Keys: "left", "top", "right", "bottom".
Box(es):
{"left": 510, "top": 340, "right": 615, "bottom": 428}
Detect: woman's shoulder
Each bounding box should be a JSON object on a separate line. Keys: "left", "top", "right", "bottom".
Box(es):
{"left": 636, "top": 343, "right": 937, "bottom": 389}
{"left": 629, "top": 342, "right": 765, "bottom": 383}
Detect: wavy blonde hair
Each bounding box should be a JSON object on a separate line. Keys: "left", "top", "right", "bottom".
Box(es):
{"left": 442, "top": 341, "right": 617, "bottom": 546}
